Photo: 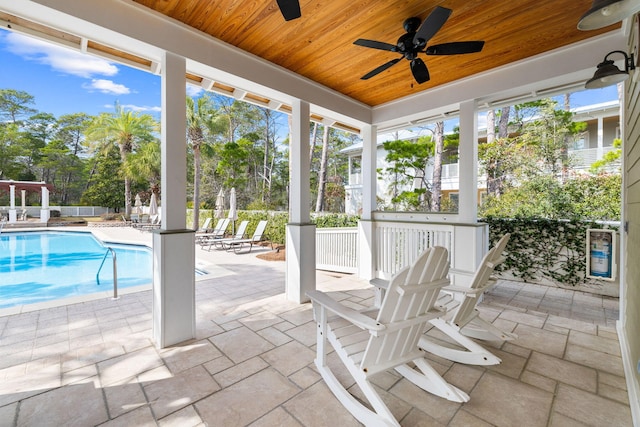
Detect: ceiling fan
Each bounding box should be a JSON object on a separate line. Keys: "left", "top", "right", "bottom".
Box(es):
{"left": 276, "top": 0, "right": 301, "bottom": 21}
{"left": 354, "top": 6, "right": 485, "bottom": 84}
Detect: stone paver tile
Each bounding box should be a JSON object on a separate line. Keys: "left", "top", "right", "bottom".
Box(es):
{"left": 546, "top": 315, "right": 597, "bottom": 335}
{"left": 0, "top": 402, "right": 17, "bottom": 427}
{"left": 144, "top": 364, "right": 220, "bottom": 419}
{"left": 214, "top": 356, "right": 268, "bottom": 388}
{"left": 249, "top": 407, "right": 303, "bottom": 427}
{"left": 553, "top": 383, "right": 632, "bottom": 426}
{"left": 501, "top": 341, "right": 532, "bottom": 358}
{"left": 568, "top": 330, "right": 620, "bottom": 356}
{"left": 101, "top": 405, "right": 156, "bottom": 427}
{"left": 449, "top": 409, "right": 493, "bottom": 427}
{"left": 137, "top": 364, "right": 172, "bottom": 383}
{"left": 62, "top": 363, "right": 98, "bottom": 386}
{"left": 160, "top": 339, "right": 222, "bottom": 374}
{"left": 288, "top": 366, "right": 321, "bottom": 390}
{"left": 499, "top": 310, "right": 547, "bottom": 328}
{"left": 284, "top": 381, "right": 364, "bottom": 427}
{"left": 464, "top": 372, "right": 553, "bottom": 427}
{"left": 196, "top": 368, "right": 300, "bottom": 426}
{"left": 485, "top": 348, "right": 527, "bottom": 379}
{"left": 598, "top": 382, "right": 630, "bottom": 405}
{"left": 0, "top": 363, "right": 61, "bottom": 407}
{"left": 520, "top": 370, "right": 557, "bottom": 393}
{"left": 564, "top": 344, "right": 624, "bottom": 376}
{"left": 400, "top": 407, "right": 445, "bottom": 426}
{"left": 278, "top": 306, "right": 314, "bottom": 326}
{"left": 62, "top": 343, "right": 126, "bottom": 372}
{"left": 203, "top": 355, "right": 235, "bottom": 376}
{"left": 239, "top": 310, "right": 285, "bottom": 331}
{"left": 512, "top": 324, "right": 567, "bottom": 357}
{"left": 209, "top": 326, "right": 274, "bottom": 364}
{"left": 157, "top": 405, "right": 204, "bottom": 427}
{"left": 284, "top": 322, "right": 317, "bottom": 347}
{"left": 104, "top": 382, "right": 148, "bottom": 419}
{"left": 526, "top": 351, "right": 596, "bottom": 392}
{"left": 549, "top": 412, "right": 590, "bottom": 427}
{"left": 261, "top": 340, "right": 315, "bottom": 377}
{"left": 98, "top": 346, "right": 163, "bottom": 386}
{"left": 256, "top": 326, "right": 293, "bottom": 346}
{"left": 443, "top": 363, "right": 483, "bottom": 394}
{"left": 17, "top": 381, "right": 108, "bottom": 427}
{"left": 598, "top": 371, "right": 627, "bottom": 390}
{"left": 389, "top": 378, "right": 460, "bottom": 425}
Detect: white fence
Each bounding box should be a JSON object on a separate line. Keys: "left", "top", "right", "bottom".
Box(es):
{"left": 0, "top": 206, "right": 111, "bottom": 217}
{"left": 315, "top": 227, "right": 358, "bottom": 273}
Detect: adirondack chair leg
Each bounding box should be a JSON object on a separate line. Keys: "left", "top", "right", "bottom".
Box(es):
{"left": 395, "top": 358, "right": 470, "bottom": 403}
{"left": 419, "top": 319, "right": 502, "bottom": 365}
{"left": 315, "top": 307, "right": 399, "bottom": 427}
{"left": 460, "top": 316, "right": 518, "bottom": 341}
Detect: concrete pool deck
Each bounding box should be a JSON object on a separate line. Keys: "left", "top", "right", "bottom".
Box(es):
{"left": 0, "top": 225, "right": 631, "bottom": 426}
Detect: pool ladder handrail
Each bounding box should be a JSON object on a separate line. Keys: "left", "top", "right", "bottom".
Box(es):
{"left": 96, "top": 247, "right": 119, "bottom": 300}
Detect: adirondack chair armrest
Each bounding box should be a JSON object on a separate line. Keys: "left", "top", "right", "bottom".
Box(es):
{"left": 307, "top": 290, "right": 385, "bottom": 332}
{"left": 441, "top": 278, "right": 498, "bottom": 297}
{"left": 369, "top": 277, "right": 389, "bottom": 290}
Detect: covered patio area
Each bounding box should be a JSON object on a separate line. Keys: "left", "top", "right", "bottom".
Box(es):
{"left": 0, "top": 227, "right": 631, "bottom": 426}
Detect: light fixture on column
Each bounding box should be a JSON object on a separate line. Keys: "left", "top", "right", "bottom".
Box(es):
{"left": 578, "top": 0, "right": 640, "bottom": 30}
{"left": 585, "top": 50, "right": 636, "bottom": 88}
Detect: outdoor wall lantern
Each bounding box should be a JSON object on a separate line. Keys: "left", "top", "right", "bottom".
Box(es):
{"left": 578, "top": 0, "right": 640, "bottom": 30}
{"left": 585, "top": 50, "right": 636, "bottom": 88}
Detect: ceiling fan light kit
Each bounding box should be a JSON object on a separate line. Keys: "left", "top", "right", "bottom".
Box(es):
{"left": 585, "top": 50, "right": 636, "bottom": 88}
{"left": 353, "top": 6, "right": 485, "bottom": 84}
{"left": 577, "top": 0, "right": 640, "bottom": 30}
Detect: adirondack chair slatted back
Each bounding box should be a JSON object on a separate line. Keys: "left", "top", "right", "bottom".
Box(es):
{"left": 360, "top": 247, "right": 449, "bottom": 375}
{"left": 450, "top": 233, "right": 510, "bottom": 328}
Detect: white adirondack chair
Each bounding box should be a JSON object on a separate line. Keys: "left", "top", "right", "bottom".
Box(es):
{"left": 418, "top": 233, "right": 515, "bottom": 365}
{"left": 308, "top": 246, "right": 469, "bottom": 427}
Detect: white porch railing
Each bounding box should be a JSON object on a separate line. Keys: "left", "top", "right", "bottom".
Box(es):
{"left": 314, "top": 216, "right": 489, "bottom": 282}
{"left": 374, "top": 221, "right": 454, "bottom": 278}
{"left": 316, "top": 227, "right": 358, "bottom": 273}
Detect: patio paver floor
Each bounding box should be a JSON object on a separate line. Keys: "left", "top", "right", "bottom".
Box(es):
{"left": 0, "top": 227, "right": 632, "bottom": 426}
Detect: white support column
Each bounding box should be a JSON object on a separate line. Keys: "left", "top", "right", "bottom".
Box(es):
{"left": 21, "top": 189, "right": 26, "bottom": 212}
{"left": 152, "top": 51, "right": 195, "bottom": 349}
{"left": 40, "top": 186, "right": 50, "bottom": 223}
{"left": 358, "top": 124, "right": 376, "bottom": 280}
{"left": 597, "top": 116, "right": 604, "bottom": 159}
{"left": 286, "top": 99, "right": 315, "bottom": 303}
{"left": 458, "top": 100, "right": 479, "bottom": 223}
{"left": 8, "top": 184, "right": 16, "bottom": 223}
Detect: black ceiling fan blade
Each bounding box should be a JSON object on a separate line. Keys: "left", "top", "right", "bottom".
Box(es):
{"left": 426, "top": 41, "right": 485, "bottom": 55}
{"left": 413, "top": 6, "right": 452, "bottom": 46}
{"left": 410, "top": 58, "right": 430, "bottom": 84}
{"left": 361, "top": 58, "right": 402, "bottom": 80}
{"left": 354, "top": 39, "right": 397, "bottom": 52}
{"left": 276, "top": 0, "right": 301, "bottom": 21}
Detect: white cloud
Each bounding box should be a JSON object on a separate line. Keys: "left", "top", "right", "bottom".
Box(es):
{"left": 84, "top": 79, "right": 130, "bottom": 95}
{"left": 4, "top": 32, "right": 118, "bottom": 78}
{"left": 186, "top": 83, "right": 203, "bottom": 97}
{"left": 104, "top": 103, "right": 161, "bottom": 113}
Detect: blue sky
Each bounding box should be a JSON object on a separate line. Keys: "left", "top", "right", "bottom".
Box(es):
{"left": 0, "top": 27, "right": 619, "bottom": 126}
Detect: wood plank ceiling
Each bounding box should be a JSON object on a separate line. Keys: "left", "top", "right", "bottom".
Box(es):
{"left": 132, "top": 0, "right": 617, "bottom": 107}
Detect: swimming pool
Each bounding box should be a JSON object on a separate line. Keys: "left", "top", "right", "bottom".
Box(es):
{"left": 0, "top": 231, "right": 152, "bottom": 309}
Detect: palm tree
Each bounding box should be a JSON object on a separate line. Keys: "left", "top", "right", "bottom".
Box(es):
{"left": 86, "top": 103, "right": 157, "bottom": 215}
{"left": 186, "top": 95, "right": 217, "bottom": 230}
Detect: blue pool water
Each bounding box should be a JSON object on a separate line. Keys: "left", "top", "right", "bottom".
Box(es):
{"left": 0, "top": 231, "right": 152, "bottom": 309}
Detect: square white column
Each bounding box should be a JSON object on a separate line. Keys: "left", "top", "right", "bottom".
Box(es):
{"left": 286, "top": 99, "right": 315, "bottom": 303}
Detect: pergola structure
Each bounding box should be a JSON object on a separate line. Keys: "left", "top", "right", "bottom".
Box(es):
{"left": 0, "top": 180, "right": 53, "bottom": 223}
{"left": 1, "top": 1, "right": 638, "bottom": 420}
